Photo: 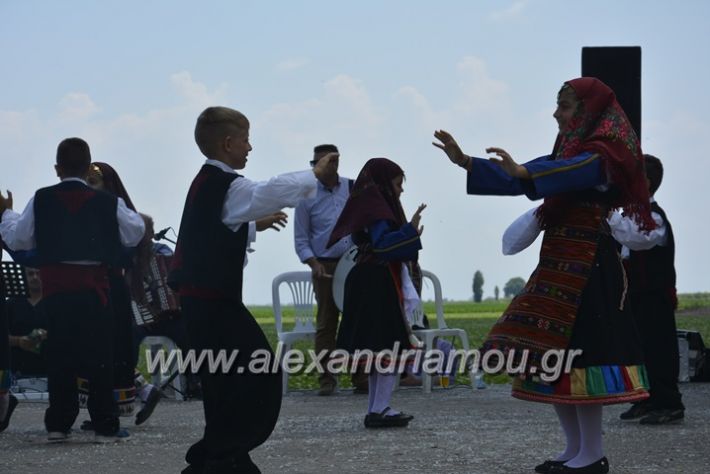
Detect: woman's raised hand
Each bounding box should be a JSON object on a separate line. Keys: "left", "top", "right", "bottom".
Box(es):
{"left": 486, "top": 147, "right": 530, "bottom": 179}
{"left": 410, "top": 203, "right": 427, "bottom": 235}
{"left": 433, "top": 130, "right": 467, "bottom": 166}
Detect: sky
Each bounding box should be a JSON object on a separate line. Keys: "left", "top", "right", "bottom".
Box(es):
{"left": 1, "top": 0, "right": 708, "bottom": 304}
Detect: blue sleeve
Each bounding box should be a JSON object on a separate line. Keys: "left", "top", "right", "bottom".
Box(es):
{"left": 368, "top": 220, "right": 422, "bottom": 261}
{"left": 466, "top": 155, "right": 550, "bottom": 196}
{"left": 523, "top": 152, "right": 605, "bottom": 198}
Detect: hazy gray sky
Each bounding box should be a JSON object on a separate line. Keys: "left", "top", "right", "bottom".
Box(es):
{"left": 1, "top": 1, "right": 708, "bottom": 303}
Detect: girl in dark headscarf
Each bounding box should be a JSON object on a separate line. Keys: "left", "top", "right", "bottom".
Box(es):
{"left": 328, "top": 158, "right": 426, "bottom": 428}
{"left": 434, "top": 78, "right": 651, "bottom": 473}
{"left": 83, "top": 162, "right": 155, "bottom": 421}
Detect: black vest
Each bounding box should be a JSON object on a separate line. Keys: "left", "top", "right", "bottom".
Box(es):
{"left": 169, "top": 165, "right": 248, "bottom": 300}
{"left": 628, "top": 202, "right": 676, "bottom": 294}
{"left": 34, "top": 180, "right": 121, "bottom": 265}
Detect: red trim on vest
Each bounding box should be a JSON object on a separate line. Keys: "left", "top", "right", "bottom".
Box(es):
{"left": 40, "top": 264, "right": 110, "bottom": 305}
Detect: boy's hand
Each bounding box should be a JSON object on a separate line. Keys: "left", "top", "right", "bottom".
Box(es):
{"left": 0, "top": 190, "right": 13, "bottom": 214}
{"left": 433, "top": 130, "right": 467, "bottom": 167}
{"left": 486, "top": 147, "right": 529, "bottom": 179}
{"left": 313, "top": 152, "right": 339, "bottom": 181}
{"left": 256, "top": 212, "right": 288, "bottom": 232}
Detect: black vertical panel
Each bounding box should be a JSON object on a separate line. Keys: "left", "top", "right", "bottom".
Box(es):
{"left": 582, "top": 46, "right": 641, "bottom": 140}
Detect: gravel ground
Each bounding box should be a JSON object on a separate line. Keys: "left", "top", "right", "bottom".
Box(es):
{"left": 1, "top": 382, "right": 708, "bottom": 474}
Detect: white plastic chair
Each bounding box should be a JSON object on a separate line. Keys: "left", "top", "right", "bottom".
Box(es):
{"left": 272, "top": 271, "right": 316, "bottom": 394}
{"left": 411, "top": 270, "right": 485, "bottom": 393}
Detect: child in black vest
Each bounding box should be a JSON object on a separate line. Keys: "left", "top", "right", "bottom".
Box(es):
{"left": 170, "top": 106, "right": 335, "bottom": 474}
{"left": 0, "top": 138, "right": 145, "bottom": 441}
{"left": 610, "top": 154, "right": 685, "bottom": 424}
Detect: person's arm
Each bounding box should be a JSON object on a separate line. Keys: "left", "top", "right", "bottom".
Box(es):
{"left": 368, "top": 220, "right": 422, "bottom": 261}
{"left": 293, "top": 201, "right": 316, "bottom": 263}
{"left": 521, "top": 152, "right": 605, "bottom": 197}
{"left": 608, "top": 211, "right": 667, "bottom": 250}
{"left": 222, "top": 171, "right": 318, "bottom": 232}
{"left": 466, "top": 156, "right": 548, "bottom": 196}
{"left": 0, "top": 197, "right": 36, "bottom": 251}
{"left": 293, "top": 201, "right": 328, "bottom": 277}
{"left": 116, "top": 198, "right": 146, "bottom": 247}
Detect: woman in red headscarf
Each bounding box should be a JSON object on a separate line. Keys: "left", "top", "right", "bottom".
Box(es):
{"left": 328, "top": 158, "right": 426, "bottom": 428}
{"left": 434, "top": 78, "right": 652, "bottom": 474}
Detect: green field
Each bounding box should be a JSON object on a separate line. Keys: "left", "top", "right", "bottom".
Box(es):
{"left": 243, "top": 293, "right": 710, "bottom": 391}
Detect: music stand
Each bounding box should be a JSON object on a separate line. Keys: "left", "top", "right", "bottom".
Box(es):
{"left": 1, "top": 261, "right": 29, "bottom": 298}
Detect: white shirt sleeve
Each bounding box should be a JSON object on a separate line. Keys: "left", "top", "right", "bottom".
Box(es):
{"left": 502, "top": 206, "right": 542, "bottom": 255}
{"left": 117, "top": 197, "right": 146, "bottom": 247}
{"left": 607, "top": 211, "right": 667, "bottom": 251}
{"left": 293, "top": 200, "right": 315, "bottom": 262}
{"left": 221, "top": 170, "right": 318, "bottom": 232}
{"left": 0, "top": 198, "right": 37, "bottom": 251}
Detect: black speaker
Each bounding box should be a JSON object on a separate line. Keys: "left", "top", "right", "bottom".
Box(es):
{"left": 582, "top": 46, "right": 641, "bottom": 140}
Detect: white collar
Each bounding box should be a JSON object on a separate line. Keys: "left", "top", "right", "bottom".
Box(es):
{"left": 204, "top": 159, "right": 238, "bottom": 174}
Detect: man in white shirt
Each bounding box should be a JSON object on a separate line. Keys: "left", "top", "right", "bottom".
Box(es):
{"left": 294, "top": 144, "right": 367, "bottom": 395}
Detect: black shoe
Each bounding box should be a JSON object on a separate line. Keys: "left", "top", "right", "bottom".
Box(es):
{"left": 317, "top": 381, "right": 336, "bottom": 396}
{"left": 135, "top": 386, "right": 162, "bottom": 425}
{"left": 619, "top": 402, "right": 653, "bottom": 420}
{"left": 364, "top": 408, "right": 413, "bottom": 428}
{"left": 80, "top": 419, "right": 94, "bottom": 431}
{"left": 0, "top": 394, "right": 18, "bottom": 432}
{"left": 549, "top": 457, "right": 609, "bottom": 474}
{"left": 535, "top": 459, "right": 565, "bottom": 473}
{"left": 181, "top": 465, "right": 203, "bottom": 474}
{"left": 640, "top": 408, "right": 684, "bottom": 425}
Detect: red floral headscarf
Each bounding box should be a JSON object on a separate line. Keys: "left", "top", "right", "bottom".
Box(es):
{"left": 538, "top": 77, "right": 655, "bottom": 231}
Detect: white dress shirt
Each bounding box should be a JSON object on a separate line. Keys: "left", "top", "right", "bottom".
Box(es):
{"left": 0, "top": 178, "right": 146, "bottom": 255}
{"left": 203, "top": 159, "right": 318, "bottom": 265}
{"left": 608, "top": 198, "right": 667, "bottom": 258}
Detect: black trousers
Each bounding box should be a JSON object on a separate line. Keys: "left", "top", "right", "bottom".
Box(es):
{"left": 43, "top": 290, "right": 119, "bottom": 434}
{"left": 182, "top": 296, "right": 282, "bottom": 473}
{"left": 108, "top": 275, "right": 139, "bottom": 390}
{"left": 630, "top": 291, "right": 684, "bottom": 410}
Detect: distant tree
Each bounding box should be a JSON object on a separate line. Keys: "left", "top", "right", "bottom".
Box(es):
{"left": 472, "top": 270, "right": 484, "bottom": 302}
{"left": 504, "top": 277, "right": 526, "bottom": 297}
{"left": 494, "top": 285, "right": 500, "bottom": 301}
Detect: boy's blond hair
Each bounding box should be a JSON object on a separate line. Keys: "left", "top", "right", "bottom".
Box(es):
{"left": 194, "top": 106, "right": 250, "bottom": 158}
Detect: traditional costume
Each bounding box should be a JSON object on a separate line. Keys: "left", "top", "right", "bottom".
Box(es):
{"left": 468, "top": 78, "right": 652, "bottom": 406}
{"left": 328, "top": 158, "right": 421, "bottom": 427}
{"left": 169, "top": 159, "right": 317, "bottom": 473}
{"left": 0, "top": 173, "right": 144, "bottom": 436}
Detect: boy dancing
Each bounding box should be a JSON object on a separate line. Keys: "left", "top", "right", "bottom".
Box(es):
{"left": 169, "top": 106, "right": 334, "bottom": 473}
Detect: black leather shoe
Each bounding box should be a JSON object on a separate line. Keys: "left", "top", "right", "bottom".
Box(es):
{"left": 534, "top": 459, "right": 565, "bottom": 473}
{"left": 549, "top": 457, "right": 609, "bottom": 474}
{"left": 640, "top": 408, "right": 684, "bottom": 425}
{"left": 364, "top": 408, "right": 413, "bottom": 428}
{"left": 619, "top": 402, "right": 653, "bottom": 420}
{"left": 0, "top": 394, "right": 18, "bottom": 432}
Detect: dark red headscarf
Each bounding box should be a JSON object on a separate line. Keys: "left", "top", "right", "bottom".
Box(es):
{"left": 327, "top": 158, "right": 406, "bottom": 248}
{"left": 91, "top": 162, "right": 137, "bottom": 211}
{"left": 537, "top": 77, "right": 655, "bottom": 231}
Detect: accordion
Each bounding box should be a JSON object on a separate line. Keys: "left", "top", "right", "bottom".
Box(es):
{"left": 131, "top": 253, "right": 180, "bottom": 326}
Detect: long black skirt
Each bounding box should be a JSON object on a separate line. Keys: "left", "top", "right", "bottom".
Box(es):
{"left": 336, "top": 262, "right": 409, "bottom": 354}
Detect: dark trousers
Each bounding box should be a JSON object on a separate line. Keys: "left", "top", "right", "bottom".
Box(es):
{"left": 182, "top": 296, "right": 282, "bottom": 473}
{"left": 43, "top": 290, "right": 119, "bottom": 434}
{"left": 631, "top": 291, "right": 684, "bottom": 410}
